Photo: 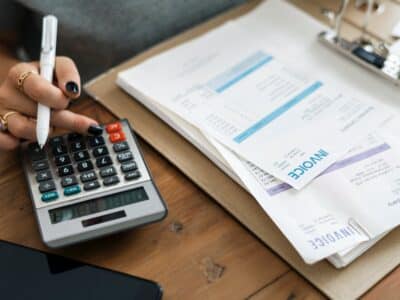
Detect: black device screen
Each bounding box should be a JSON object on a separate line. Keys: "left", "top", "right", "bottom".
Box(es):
{"left": 0, "top": 240, "right": 162, "bottom": 300}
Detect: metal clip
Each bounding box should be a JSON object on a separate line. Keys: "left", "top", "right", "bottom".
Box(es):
{"left": 321, "top": 0, "right": 349, "bottom": 40}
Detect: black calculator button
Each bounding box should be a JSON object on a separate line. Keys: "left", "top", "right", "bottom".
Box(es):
{"left": 67, "top": 133, "right": 83, "bottom": 141}
{"left": 96, "top": 155, "right": 112, "bottom": 168}
{"left": 39, "top": 180, "right": 56, "bottom": 193}
{"left": 73, "top": 150, "right": 90, "bottom": 162}
{"left": 117, "top": 151, "right": 133, "bottom": 163}
{"left": 121, "top": 161, "right": 137, "bottom": 173}
{"left": 100, "top": 166, "right": 116, "bottom": 178}
{"left": 103, "top": 175, "right": 120, "bottom": 186}
{"left": 36, "top": 170, "right": 52, "bottom": 182}
{"left": 61, "top": 175, "right": 78, "bottom": 187}
{"left": 28, "top": 143, "right": 46, "bottom": 161}
{"left": 70, "top": 140, "right": 86, "bottom": 152}
{"left": 93, "top": 146, "right": 108, "bottom": 157}
{"left": 88, "top": 136, "right": 105, "bottom": 148}
{"left": 125, "top": 170, "right": 141, "bottom": 181}
{"left": 52, "top": 144, "right": 67, "bottom": 156}
{"left": 80, "top": 170, "right": 97, "bottom": 182}
{"left": 77, "top": 160, "right": 94, "bottom": 172}
{"left": 113, "top": 141, "right": 129, "bottom": 153}
{"left": 58, "top": 165, "right": 74, "bottom": 177}
{"left": 32, "top": 160, "right": 49, "bottom": 171}
{"left": 55, "top": 154, "right": 71, "bottom": 166}
{"left": 83, "top": 180, "right": 100, "bottom": 191}
{"left": 49, "top": 136, "right": 64, "bottom": 146}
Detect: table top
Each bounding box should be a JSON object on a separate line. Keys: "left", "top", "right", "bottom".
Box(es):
{"left": 1, "top": 1, "right": 400, "bottom": 298}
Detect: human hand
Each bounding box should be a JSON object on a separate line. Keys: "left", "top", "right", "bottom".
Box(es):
{"left": 0, "top": 56, "right": 101, "bottom": 150}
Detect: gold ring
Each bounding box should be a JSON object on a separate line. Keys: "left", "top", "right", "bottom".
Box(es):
{"left": 17, "top": 70, "right": 38, "bottom": 93}
{"left": 0, "top": 111, "right": 19, "bottom": 132}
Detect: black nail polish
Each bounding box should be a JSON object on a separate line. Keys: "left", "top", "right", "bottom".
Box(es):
{"left": 66, "top": 81, "right": 79, "bottom": 94}
{"left": 88, "top": 124, "right": 103, "bottom": 135}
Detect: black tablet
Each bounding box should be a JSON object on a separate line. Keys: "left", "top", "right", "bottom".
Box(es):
{"left": 0, "top": 240, "right": 162, "bottom": 300}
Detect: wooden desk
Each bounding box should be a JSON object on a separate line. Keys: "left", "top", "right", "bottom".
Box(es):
{"left": 1, "top": 4, "right": 400, "bottom": 299}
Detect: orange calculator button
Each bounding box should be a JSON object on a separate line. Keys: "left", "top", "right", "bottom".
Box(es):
{"left": 109, "top": 131, "right": 126, "bottom": 143}
{"left": 106, "top": 122, "right": 122, "bottom": 133}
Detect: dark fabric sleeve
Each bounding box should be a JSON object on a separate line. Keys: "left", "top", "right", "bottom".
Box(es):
{"left": 0, "top": 1, "right": 26, "bottom": 32}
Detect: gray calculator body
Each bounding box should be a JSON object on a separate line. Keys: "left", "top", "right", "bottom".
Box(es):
{"left": 21, "top": 119, "right": 167, "bottom": 248}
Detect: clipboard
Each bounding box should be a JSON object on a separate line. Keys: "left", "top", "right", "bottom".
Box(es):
{"left": 84, "top": 1, "right": 400, "bottom": 298}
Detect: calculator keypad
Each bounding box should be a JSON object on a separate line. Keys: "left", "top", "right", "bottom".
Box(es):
{"left": 39, "top": 180, "right": 56, "bottom": 193}
{"left": 96, "top": 156, "right": 112, "bottom": 168}
{"left": 61, "top": 175, "right": 78, "bottom": 187}
{"left": 88, "top": 136, "right": 105, "bottom": 148}
{"left": 73, "top": 150, "right": 89, "bottom": 161}
{"left": 53, "top": 144, "right": 67, "bottom": 156}
{"left": 25, "top": 120, "right": 146, "bottom": 207}
{"left": 103, "top": 175, "right": 120, "bottom": 186}
{"left": 80, "top": 170, "right": 97, "bottom": 182}
{"left": 125, "top": 170, "right": 141, "bottom": 181}
{"left": 55, "top": 155, "right": 71, "bottom": 166}
{"left": 77, "top": 160, "right": 94, "bottom": 172}
{"left": 113, "top": 141, "right": 129, "bottom": 152}
{"left": 100, "top": 166, "right": 116, "bottom": 178}
{"left": 83, "top": 180, "right": 100, "bottom": 191}
{"left": 109, "top": 132, "right": 125, "bottom": 143}
{"left": 121, "top": 161, "right": 137, "bottom": 172}
{"left": 93, "top": 146, "right": 108, "bottom": 157}
{"left": 70, "top": 140, "right": 86, "bottom": 152}
{"left": 29, "top": 143, "right": 46, "bottom": 161}
{"left": 36, "top": 170, "right": 52, "bottom": 182}
{"left": 64, "top": 185, "right": 81, "bottom": 196}
{"left": 58, "top": 165, "right": 74, "bottom": 177}
{"left": 32, "top": 161, "right": 49, "bottom": 171}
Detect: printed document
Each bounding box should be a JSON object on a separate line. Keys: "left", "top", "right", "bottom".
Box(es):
{"left": 118, "top": 22, "right": 393, "bottom": 189}
{"left": 208, "top": 124, "right": 400, "bottom": 263}
{"left": 116, "top": 0, "right": 400, "bottom": 264}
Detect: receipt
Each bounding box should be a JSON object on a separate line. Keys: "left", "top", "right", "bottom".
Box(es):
{"left": 118, "top": 22, "right": 392, "bottom": 189}
{"left": 207, "top": 121, "right": 400, "bottom": 263}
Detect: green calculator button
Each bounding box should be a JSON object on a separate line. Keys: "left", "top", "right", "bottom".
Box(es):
{"left": 64, "top": 185, "right": 81, "bottom": 196}
{"left": 41, "top": 191, "right": 59, "bottom": 202}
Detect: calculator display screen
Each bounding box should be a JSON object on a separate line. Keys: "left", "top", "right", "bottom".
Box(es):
{"left": 49, "top": 187, "right": 149, "bottom": 224}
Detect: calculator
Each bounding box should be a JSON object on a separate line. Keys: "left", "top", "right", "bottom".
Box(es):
{"left": 21, "top": 119, "right": 167, "bottom": 248}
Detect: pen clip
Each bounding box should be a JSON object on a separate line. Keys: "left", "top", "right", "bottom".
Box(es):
{"left": 41, "top": 15, "right": 58, "bottom": 54}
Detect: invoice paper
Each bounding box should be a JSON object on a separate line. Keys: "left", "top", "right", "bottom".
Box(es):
{"left": 118, "top": 22, "right": 393, "bottom": 189}
{"left": 208, "top": 123, "right": 400, "bottom": 263}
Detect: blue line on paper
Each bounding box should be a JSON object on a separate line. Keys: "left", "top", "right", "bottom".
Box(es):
{"left": 207, "top": 51, "right": 273, "bottom": 93}
{"left": 233, "top": 81, "right": 323, "bottom": 144}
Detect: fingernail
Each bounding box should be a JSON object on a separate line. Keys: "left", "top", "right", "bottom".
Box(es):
{"left": 66, "top": 81, "right": 79, "bottom": 94}
{"left": 88, "top": 124, "right": 103, "bottom": 135}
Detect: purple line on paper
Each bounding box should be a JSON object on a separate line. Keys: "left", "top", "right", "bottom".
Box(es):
{"left": 266, "top": 182, "right": 292, "bottom": 196}
{"left": 266, "top": 143, "right": 390, "bottom": 196}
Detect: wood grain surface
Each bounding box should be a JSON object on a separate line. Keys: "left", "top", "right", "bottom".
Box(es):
{"left": 0, "top": 1, "right": 400, "bottom": 299}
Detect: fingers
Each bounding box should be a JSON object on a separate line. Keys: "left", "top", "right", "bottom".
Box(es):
{"left": 0, "top": 58, "right": 96, "bottom": 148}
{"left": 55, "top": 56, "right": 81, "bottom": 99}
{"left": 6, "top": 112, "right": 37, "bottom": 141}
{"left": 8, "top": 62, "right": 70, "bottom": 110}
{"left": 0, "top": 132, "right": 19, "bottom": 150}
{"left": 51, "top": 110, "right": 98, "bottom": 134}
{"left": 0, "top": 83, "right": 37, "bottom": 117}
{"left": 0, "top": 108, "right": 97, "bottom": 143}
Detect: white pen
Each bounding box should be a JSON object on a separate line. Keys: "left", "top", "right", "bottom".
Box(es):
{"left": 37, "top": 15, "right": 58, "bottom": 148}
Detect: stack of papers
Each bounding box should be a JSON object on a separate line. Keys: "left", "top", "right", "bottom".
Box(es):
{"left": 116, "top": 0, "right": 400, "bottom": 267}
